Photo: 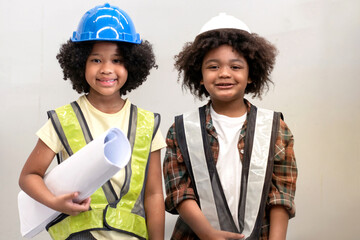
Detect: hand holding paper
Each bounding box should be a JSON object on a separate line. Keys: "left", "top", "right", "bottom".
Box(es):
{"left": 18, "top": 127, "right": 131, "bottom": 238}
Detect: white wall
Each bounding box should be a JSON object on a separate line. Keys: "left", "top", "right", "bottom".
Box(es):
{"left": 1, "top": 0, "right": 359, "bottom": 239}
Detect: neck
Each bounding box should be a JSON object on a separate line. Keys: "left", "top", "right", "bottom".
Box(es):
{"left": 211, "top": 98, "right": 247, "bottom": 117}
{"left": 86, "top": 93, "right": 125, "bottom": 114}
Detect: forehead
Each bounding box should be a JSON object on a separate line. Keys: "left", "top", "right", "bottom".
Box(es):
{"left": 90, "top": 41, "right": 119, "bottom": 53}
{"left": 203, "top": 44, "right": 245, "bottom": 61}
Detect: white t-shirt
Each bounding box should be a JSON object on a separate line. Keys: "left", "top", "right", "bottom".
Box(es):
{"left": 210, "top": 105, "right": 246, "bottom": 230}
{"left": 37, "top": 95, "right": 166, "bottom": 240}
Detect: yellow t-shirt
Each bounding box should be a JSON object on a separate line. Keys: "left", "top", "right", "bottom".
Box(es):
{"left": 37, "top": 95, "right": 166, "bottom": 240}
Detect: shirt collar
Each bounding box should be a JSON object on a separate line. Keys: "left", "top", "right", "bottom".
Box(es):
{"left": 204, "top": 98, "right": 252, "bottom": 138}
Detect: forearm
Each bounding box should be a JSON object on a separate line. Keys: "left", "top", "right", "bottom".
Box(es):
{"left": 144, "top": 150, "right": 164, "bottom": 239}
{"left": 145, "top": 193, "right": 165, "bottom": 240}
{"left": 19, "top": 139, "right": 90, "bottom": 215}
{"left": 269, "top": 206, "right": 289, "bottom": 240}
{"left": 177, "top": 199, "right": 215, "bottom": 239}
{"left": 19, "top": 172, "right": 57, "bottom": 208}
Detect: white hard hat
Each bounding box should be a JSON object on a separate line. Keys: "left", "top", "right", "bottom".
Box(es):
{"left": 198, "top": 13, "right": 251, "bottom": 35}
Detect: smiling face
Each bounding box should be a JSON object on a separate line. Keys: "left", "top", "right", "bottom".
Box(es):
{"left": 85, "top": 42, "right": 128, "bottom": 99}
{"left": 201, "top": 44, "right": 251, "bottom": 105}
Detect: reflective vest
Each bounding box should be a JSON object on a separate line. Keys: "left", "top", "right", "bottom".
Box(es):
{"left": 175, "top": 105, "right": 281, "bottom": 240}
{"left": 45, "top": 101, "right": 160, "bottom": 240}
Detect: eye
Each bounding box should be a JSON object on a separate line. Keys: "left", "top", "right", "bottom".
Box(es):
{"left": 113, "top": 59, "right": 123, "bottom": 64}
{"left": 207, "top": 65, "right": 219, "bottom": 70}
{"left": 231, "top": 65, "right": 243, "bottom": 70}
{"left": 90, "top": 58, "right": 101, "bottom": 63}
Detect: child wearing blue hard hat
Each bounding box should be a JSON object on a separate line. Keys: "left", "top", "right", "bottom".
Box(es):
{"left": 19, "top": 3, "right": 165, "bottom": 240}
{"left": 163, "top": 13, "right": 297, "bottom": 240}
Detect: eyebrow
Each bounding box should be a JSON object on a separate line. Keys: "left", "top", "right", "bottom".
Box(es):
{"left": 203, "top": 58, "right": 246, "bottom": 65}
{"left": 88, "top": 53, "right": 122, "bottom": 57}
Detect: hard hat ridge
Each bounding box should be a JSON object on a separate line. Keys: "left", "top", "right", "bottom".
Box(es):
{"left": 71, "top": 3, "right": 141, "bottom": 44}
{"left": 198, "top": 13, "right": 251, "bottom": 35}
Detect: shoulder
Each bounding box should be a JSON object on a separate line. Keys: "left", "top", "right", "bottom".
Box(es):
{"left": 165, "top": 122, "right": 177, "bottom": 147}
{"left": 278, "top": 118, "right": 294, "bottom": 142}
{"left": 274, "top": 117, "right": 295, "bottom": 162}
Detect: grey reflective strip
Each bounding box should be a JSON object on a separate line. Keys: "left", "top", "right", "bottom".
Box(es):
{"left": 101, "top": 182, "right": 118, "bottom": 204}
{"left": 242, "top": 108, "right": 274, "bottom": 237}
{"left": 47, "top": 110, "right": 73, "bottom": 158}
{"left": 70, "top": 102, "right": 92, "bottom": 144}
{"left": 153, "top": 113, "right": 160, "bottom": 140}
{"left": 119, "top": 104, "right": 137, "bottom": 202}
{"left": 127, "top": 104, "right": 137, "bottom": 149}
{"left": 183, "top": 110, "right": 221, "bottom": 230}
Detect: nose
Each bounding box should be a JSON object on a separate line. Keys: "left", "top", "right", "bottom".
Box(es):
{"left": 100, "top": 62, "right": 113, "bottom": 74}
{"left": 219, "top": 66, "right": 231, "bottom": 78}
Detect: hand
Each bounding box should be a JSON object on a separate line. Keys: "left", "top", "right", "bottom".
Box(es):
{"left": 204, "top": 229, "right": 245, "bottom": 240}
{"left": 51, "top": 192, "right": 91, "bottom": 216}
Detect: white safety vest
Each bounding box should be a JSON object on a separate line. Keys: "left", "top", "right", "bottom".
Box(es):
{"left": 175, "top": 105, "right": 281, "bottom": 239}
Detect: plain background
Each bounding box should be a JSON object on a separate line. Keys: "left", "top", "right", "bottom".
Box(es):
{"left": 1, "top": 0, "right": 359, "bottom": 239}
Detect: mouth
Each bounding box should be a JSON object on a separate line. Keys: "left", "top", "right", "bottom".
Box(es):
{"left": 215, "top": 82, "right": 235, "bottom": 89}
{"left": 97, "top": 78, "right": 117, "bottom": 87}
{"left": 98, "top": 79, "right": 116, "bottom": 83}
{"left": 216, "top": 83, "right": 233, "bottom": 86}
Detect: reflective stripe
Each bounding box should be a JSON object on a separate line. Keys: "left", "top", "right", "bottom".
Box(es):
{"left": 242, "top": 108, "right": 273, "bottom": 237}
{"left": 183, "top": 110, "right": 221, "bottom": 230}
{"left": 105, "top": 107, "right": 154, "bottom": 239}
{"left": 49, "top": 209, "right": 104, "bottom": 240}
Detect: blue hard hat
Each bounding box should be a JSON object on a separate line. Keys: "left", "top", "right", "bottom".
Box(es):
{"left": 71, "top": 3, "right": 141, "bottom": 44}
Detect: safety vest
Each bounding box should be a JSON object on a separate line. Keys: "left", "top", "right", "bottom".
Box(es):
{"left": 175, "top": 105, "right": 281, "bottom": 240}
{"left": 45, "top": 101, "right": 160, "bottom": 240}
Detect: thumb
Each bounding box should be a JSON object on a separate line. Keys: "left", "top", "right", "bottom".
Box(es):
{"left": 63, "top": 192, "right": 79, "bottom": 201}
{"left": 223, "top": 231, "right": 245, "bottom": 239}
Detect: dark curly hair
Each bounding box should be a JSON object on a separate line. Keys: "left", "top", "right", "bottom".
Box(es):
{"left": 56, "top": 40, "right": 157, "bottom": 95}
{"left": 174, "top": 29, "right": 277, "bottom": 99}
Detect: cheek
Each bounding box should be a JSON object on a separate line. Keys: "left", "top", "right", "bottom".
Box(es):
{"left": 84, "top": 66, "right": 93, "bottom": 83}
{"left": 122, "top": 68, "right": 128, "bottom": 79}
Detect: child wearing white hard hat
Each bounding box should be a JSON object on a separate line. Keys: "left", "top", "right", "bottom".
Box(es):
{"left": 163, "top": 13, "right": 297, "bottom": 240}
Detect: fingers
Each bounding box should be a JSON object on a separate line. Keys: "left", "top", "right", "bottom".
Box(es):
{"left": 229, "top": 233, "right": 245, "bottom": 240}
{"left": 79, "top": 197, "right": 91, "bottom": 209}
{"left": 58, "top": 192, "right": 91, "bottom": 216}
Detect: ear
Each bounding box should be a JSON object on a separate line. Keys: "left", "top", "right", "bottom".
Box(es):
{"left": 247, "top": 78, "right": 252, "bottom": 84}
{"left": 200, "top": 79, "right": 204, "bottom": 85}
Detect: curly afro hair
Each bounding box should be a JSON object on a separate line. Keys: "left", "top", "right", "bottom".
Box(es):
{"left": 174, "top": 29, "right": 277, "bottom": 99}
{"left": 56, "top": 40, "right": 157, "bottom": 96}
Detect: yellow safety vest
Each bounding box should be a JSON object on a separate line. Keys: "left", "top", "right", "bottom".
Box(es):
{"left": 45, "top": 101, "right": 159, "bottom": 240}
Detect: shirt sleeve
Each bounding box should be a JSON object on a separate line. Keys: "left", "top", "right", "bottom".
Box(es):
{"left": 151, "top": 128, "right": 167, "bottom": 152}
{"left": 36, "top": 119, "right": 63, "bottom": 154}
{"left": 163, "top": 123, "right": 197, "bottom": 214}
{"left": 267, "top": 119, "right": 297, "bottom": 218}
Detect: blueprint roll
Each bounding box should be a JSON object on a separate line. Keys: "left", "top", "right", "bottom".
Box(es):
{"left": 18, "top": 127, "right": 131, "bottom": 238}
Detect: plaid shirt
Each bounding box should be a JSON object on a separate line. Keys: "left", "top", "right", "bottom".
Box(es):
{"left": 163, "top": 100, "right": 297, "bottom": 240}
